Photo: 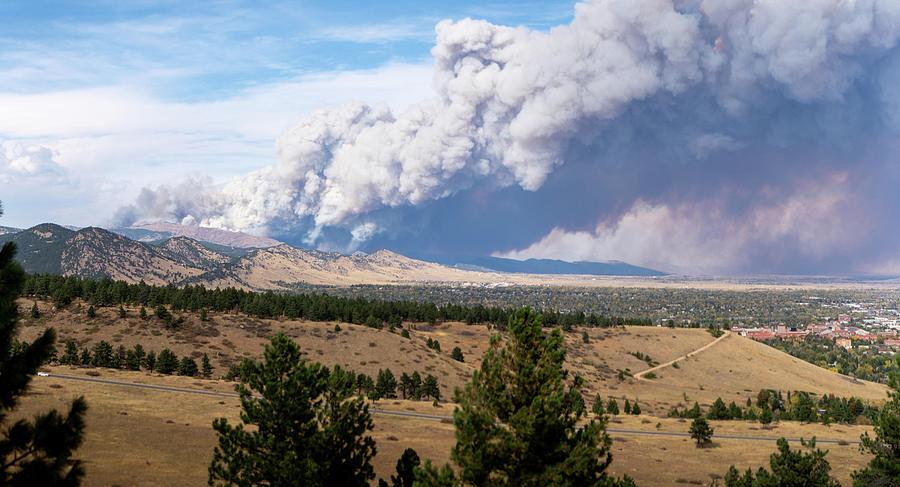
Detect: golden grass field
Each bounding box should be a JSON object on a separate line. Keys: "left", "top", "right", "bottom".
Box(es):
{"left": 13, "top": 299, "right": 892, "bottom": 485}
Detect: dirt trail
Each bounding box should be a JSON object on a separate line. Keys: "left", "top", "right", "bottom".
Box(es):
{"left": 634, "top": 330, "right": 730, "bottom": 380}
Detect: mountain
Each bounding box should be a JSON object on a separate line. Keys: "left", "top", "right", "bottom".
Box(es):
{"left": 0, "top": 224, "right": 491, "bottom": 288}
{"left": 1, "top": 223, "right": 75, "bottom": 274}
{"left": 0, "top": 226, "right": 21, "bottom": 236}
{"left": 450, "top": 256, "right": 665, "bottom": 276}
{"left": 2, "top": 223, "right": 667, "bottom": 289}
{"left": 118, "top": 222, "right": 281, "bottom": 248}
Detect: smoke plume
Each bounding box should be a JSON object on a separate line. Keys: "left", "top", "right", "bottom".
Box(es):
{"left": 118, "top": 0, "right": 900, "bottom": 274}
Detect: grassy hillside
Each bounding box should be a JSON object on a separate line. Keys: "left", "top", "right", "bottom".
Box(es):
{"left": 19, "top": 299, "right": 887, "bottom": 413}
{"left": 13, "top": 299, "right": 890, "bottom": 485}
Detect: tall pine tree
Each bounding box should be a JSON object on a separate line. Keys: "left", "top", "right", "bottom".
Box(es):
{"left": 417, "top": 308, "right": 632, "bottom": 486}
{"left": 0, "top": 213, "right": 87, "bottom": 484}
{"left": 209, "top": 334, "right": 376, "bottom": 486}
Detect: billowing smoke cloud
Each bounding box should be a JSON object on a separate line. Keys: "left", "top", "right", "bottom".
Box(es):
{"left": 118, "top": 0, "right": 900, "bottom": 274}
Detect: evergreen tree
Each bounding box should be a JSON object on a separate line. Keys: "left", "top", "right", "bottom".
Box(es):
{"left": 118, "top": 305, "right": 126, "bottom": 319}
{"left": 853, "top": 356, "right": 900, "bottom": 485}
{"left": 409, "top": 372, "right": 423, "bottom": 401}
{"left": 200, "top": 308, "right": 208, "bottom": 322}
{"left": 724, "top": 438, "right": 840, "bottom": 486}
{"left": 0, "top": 235, "right": 87, "bottom": 484}
{"left": 592, "top": 394, "right": 605, "bottom": 417}
{"left": 389, "top": 448, "right": 420, "bottom": 487}
{"left": 126, "top": 344, "right": 144, "bottom": 371}
{"left": 760, "top": 407, "right": 774, "bottom": 426}
{"left": 401, "top": 329, "right": 410, "bottom": 339}
{"left": 144, "top": 350, "right": 156, "bottom": 372}
{"left": 208, "top": 334, "right": 376, "bottom": 486}
{"left": 418, "top": 308, "right": 631, "bottom": 486}
{"left": 624, "top": 399, "right": 632, "bottom": 414}
{"left": 112, "top": 345, "right": 126, "bottom": 369}
{"left": 156, "top": 349, "right": 178, "bottom": 374}
{"left": 423, "top": 374, "right": 440, "bottom": 402}
{"left": 631, "top": 402, "right": 641, "bottom": 415}
{"left": 451, "top": 346, "right": 464, "bottom": 362}
{"left": 690, "top": 418, "right": 713, "bottom": 447}
{"left": 376, "top": 368, "right": 398, "bottom": 399}
{"left": 91, "top": 341, "right": 113, "bottom": 368}
{"left": 86, "top": 305, "right": 96, "bottom": 319}
{"left": 30, "top": 302, "right": 39, "bottom": 319}
{"left": 201, "top": 353, "right": 213, "bottom": 378}
{"left": 139, "top": 306, "right": 147, "bottom": 320}
{"left": 399, "top": 372, "right": 411, "bottom": 399}
{"left": 582, "top": 331, "right": 589, "bottom": 344}
{"left": 79, "top": 348, "right": 91, "bottom": 366}
{"left": 61, "top": 340, "right": 79, "bottom": 365}
{"left": 606, "top": 398, "right": 619, "bottom": 415}
{"left": 708, "top": 397, "right": 729, "bottom": 420}
{"left": 178, "top": 357, "right": 198, "bottom": 377}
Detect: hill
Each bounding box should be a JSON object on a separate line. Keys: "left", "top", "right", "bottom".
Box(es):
{"left": 14, "top": 301, "right": 888, "bottom": 486}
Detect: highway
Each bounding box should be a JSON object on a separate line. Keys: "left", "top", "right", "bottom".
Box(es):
{"left": 38, "top": 372, "right": 860, "bottom": 445}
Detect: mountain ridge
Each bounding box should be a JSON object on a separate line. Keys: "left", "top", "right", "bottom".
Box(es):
{"left": 1, "top": 223, "right": 667, "bottom": 289}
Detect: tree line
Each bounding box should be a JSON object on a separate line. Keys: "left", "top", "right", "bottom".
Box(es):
{"left": 58, "top": 340, "right": 213, "bottom": 378}
{"left": 21, "top": 273, "right": 651, "bottom": 329}
{"left": 667, "top": 389, "right": 878, "bottom": 426}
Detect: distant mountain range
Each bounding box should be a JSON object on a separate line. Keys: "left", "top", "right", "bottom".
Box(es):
{"left": 110, "top": 222, "right": 281, "bottom": 248}
{"left": 0, "top": 223, "right": 665, "bottom": 289}
{"left": 449, "top": 256, "right": 665, "bottom": 277}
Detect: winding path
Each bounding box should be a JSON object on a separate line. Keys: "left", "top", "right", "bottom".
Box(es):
{"left": 633, "top": 330, "right": 731, "bottom": 380}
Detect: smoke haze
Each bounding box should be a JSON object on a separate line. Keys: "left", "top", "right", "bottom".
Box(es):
{"left": 117, "top": 0, "right": 900, "bottom": 275}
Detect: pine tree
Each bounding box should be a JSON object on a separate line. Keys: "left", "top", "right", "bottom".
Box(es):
{"left": 631, "top": 402, "right": 641, "bottom": 415}
{"left": 690, "top": 418, "right": 714, "bottom": 447}
{"left": 409, "top": 372, "right": 422, "bottom": 401}
{"left": 61, "top": 340, "right": 79, "bottom": 365}
{"left": 451, "top": 346, "right": 464, "bottom": 362}
{"left": 86, "top": 305, "right": 96, "bottom": 319}
{"left": 606, "top": 397, "right": 619, "bottom": 415}
{"left": 423, "top": 374, "right": 440, "bottom": 402}
{"left": 118, "top": 305, "right": 126, "bottom": 319}
{"left": 201, "top": 353, "right": 213, "bottom": 378}
{"left": 853, "top": 356, "right": 900, "bottom": 485}
{"left": 144, "top": 350, "right": 157, "bottom": 372}
{"left": 200, "top": 308, "right": 208, "bottom": 322}
{"left": 624, "top": 399, "right": 632, "bottom": 414}
{"left": 592, "top": 394, "right": 605, "bottom": 417}
{"left": 139, "top": 306, "right": 147, "bottom": 320}
{"left": 91, "top": 341, "right": 114, "bottom": 368}
{"left": 156, "top": 349, "right": 178, "bottom": 374}
{"left": 760, "top": 407, "right": 774, "bottom": 426}
{"left": 79, "top": 348, "right": 91, "bottom": 366}
{"left": 30, "top": 302, "right": 39, "bottom": 319}
{"left": 0, "top": 236, "right": 87, "bottom": 484}
{"left": 389, "top": 448, "right": 420, "bottom": 487}
{"left": 376, "top": 368, "right": 398, "bottom": 399}
{"left": 178, "top": 357, "right": 198, "bottom": 377}
{"left": 126, "top": 344, "right": 145, "bottom": 371}
{"left": 724, "top": 438, "right": 840, "bottom": 486}
{"left": 417, "top": 308, "right": 630, "bottom": 486}
{"left": 208, "top": 334, "right": 376, "bottom": 486}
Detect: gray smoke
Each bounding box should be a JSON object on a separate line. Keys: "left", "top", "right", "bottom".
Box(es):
{"left": 118, "top": 0, "right": 900, "bottom": 274}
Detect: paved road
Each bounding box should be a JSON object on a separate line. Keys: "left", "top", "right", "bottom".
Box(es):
{"left": 38, "top": 372, "right": 859, "bottom": 445}
{"left": 634, "top": 331, "right": 731, "bottom": 380}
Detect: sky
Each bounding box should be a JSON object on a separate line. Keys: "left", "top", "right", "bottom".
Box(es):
{"left": 3, "top": 0, "right": 900, "bottom": 276}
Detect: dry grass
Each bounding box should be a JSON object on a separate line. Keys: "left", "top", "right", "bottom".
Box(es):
{"left": 16, "top": 367, "right": 874, "bottom": 487}
{"left": 13, "top": 299, "right": 892, "bottom": 485}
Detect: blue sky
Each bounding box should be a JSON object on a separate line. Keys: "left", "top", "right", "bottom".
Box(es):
{"left": 0, "top": 0, "right": 573, "bottom": 227}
